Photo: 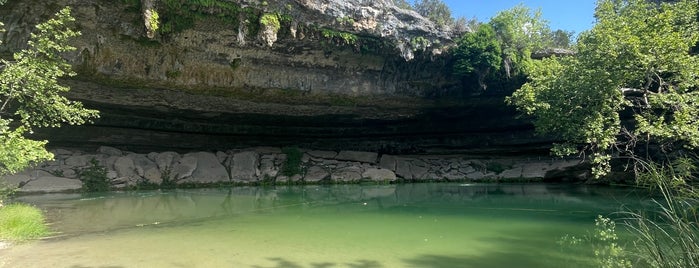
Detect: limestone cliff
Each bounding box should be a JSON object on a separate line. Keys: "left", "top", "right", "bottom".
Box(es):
{"left": 0, "top": 0, "right": 552, "bottom": 156}
{"left": 1, "top": 0, "right": 457, "bottom": 95}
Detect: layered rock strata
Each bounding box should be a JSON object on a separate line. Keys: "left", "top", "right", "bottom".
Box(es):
{"left": 3, "top": 146, "right": 585, "bottom": 193}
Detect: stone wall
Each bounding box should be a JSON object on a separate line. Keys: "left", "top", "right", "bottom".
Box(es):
{"left": 3, "top": 146, "right": 586, "bottom": 194}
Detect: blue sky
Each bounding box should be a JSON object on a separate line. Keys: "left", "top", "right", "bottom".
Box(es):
{"left": 441, "top": 0, "right": 597, "bottom": 35}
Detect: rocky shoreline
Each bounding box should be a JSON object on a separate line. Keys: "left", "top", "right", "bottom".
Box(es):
{"left": 1, "top": 146, "right": 586, "bottom": 194}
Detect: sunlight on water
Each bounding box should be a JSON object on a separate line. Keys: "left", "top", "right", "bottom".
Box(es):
{"left": 0, "top": 183, "right": 647, "bottom": 268}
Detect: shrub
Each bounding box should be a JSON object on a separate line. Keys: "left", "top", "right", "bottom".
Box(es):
{"left": 0, "top": 203, "right": 50, "bottom": 241}
{"left": 260, "top": 13, "right": 280, "bottom": 32}
{"left": 78, "top": 158, "right": 111, "bottom": 192}
{"left": 281, "top": 147, "right": 302, "bottom": 176}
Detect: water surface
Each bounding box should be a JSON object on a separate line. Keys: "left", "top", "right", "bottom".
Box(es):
{"left": 0, "top": 183, "right": 648, "bottom": 267}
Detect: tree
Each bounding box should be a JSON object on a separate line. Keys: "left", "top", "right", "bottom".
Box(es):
{"left": 392, "top": 0, "right": 413, "bottom": 10}
{"left": 453, "top": 24, "right": 502, "bottom": 90}
{"left": 0, "top": 7, "right": 99, "bottom": 175}
{"left": 489, "top": 5, "right": 551, "bottom": 78}
{"left": 547, "top": 29, "right": 574, "bottom": 49}
{"left": 413, "top": 0, "right": 454, "bottom": 28}
{"left": 507, "top": 0, "right": 699, "bottom": 177}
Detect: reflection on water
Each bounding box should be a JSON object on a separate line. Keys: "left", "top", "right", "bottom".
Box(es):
{"left": 2, "top": 183, "right": 649, "bottom": 268}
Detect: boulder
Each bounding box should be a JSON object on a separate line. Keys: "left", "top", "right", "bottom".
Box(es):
{"left": 106, "top": 170, "right": 118, "bottom": 180}
{"left": 231, "top": 151, "right": 259, "bottom": 181}
{"left": 335, "top": 151, "right": 378, "bottom": 163}
{"left": 216, "top": 151, "right": 229, "bottom": 164}
{"left": 188, "top": 152, "right": 229, "bottom": 183}
{"left": 155, "top": 152, "right": 181, "bottom": 171}
{"left": 51, "top": 148, "right": 73, "bottom": 156}
{"left": 143, "top": 167, "right": 162, "bottom": 184}
{"left": 409, "top": 161, "right": 429, "bottom": 180}
{"left": 362, "top": 168, "right": 397, "bottom": 182}
{"left": 97, "top": 146, "right": 123, "bottom": 156}
{"left": 259, "top": 155, "right": 279, "bottom": 178}
{"left": 395, "top": 158, "right": 412, "bottom": 179}
{"left": 379, "top": 154, "right": 398, "bottom": 171}
{"left": 521, "top": 162, "right": 550, "bottom": 178}
{"left": 114, "top": 156, "right": 138, "bottom": 179}
{"left": 2, "top": 174, "right": 32, "bottom": 188}
{"left": 172, "top": 155, "right": 198, "bottom": 180}
{"left": 331, "top": 166, "right": 363, "bottom": 182}
{"left": 64, "top": 155, "right": 92, "bottom": 168}
{"left": 18, "top": 176, "right": 82, "bottom": 193}
{"left": 304, "top": 166, "right": 329, "bottom": 182}
{"left": 98, "top": 156, "right": 119, "bottom": 170}
{"left": 307, "top": 150, "right": 338, "bottom": 159}
{"left": 147, "top": 152, "right": 158, "bottom": 161}
{"left": 252, "top": 147, "right": 283, "bottom": 154}
{"left": 127, "top": 153, "right": 157, "bottom": 177}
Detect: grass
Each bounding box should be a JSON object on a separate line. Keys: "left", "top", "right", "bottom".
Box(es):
{"left": 0, "top": 203, "right": 50, "bottom": 241}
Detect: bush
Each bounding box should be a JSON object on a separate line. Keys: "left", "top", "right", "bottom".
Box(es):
{"left": 78, "top": 158, "right": 111, "bottom": 192}
{"left": 0, "top": 203, "right": 50, "bottom": 241}
{"left": 281, "top": 147, "right": 302, "bottom": 176}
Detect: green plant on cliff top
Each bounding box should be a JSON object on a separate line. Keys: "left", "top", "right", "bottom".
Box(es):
{"left": 148, "top": 9, "right": 160, "bottom": 33}
{"left": 260, "top": 13, "right": 281, "bottom": 32}
{"left": 0, "top": 7, "right": 98, "bottom": 176}
{"left": 321, "top": 29, "right": 358, "bottom": 46}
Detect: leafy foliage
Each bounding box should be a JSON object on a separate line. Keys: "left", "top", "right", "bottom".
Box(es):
{"left": 281, "top": 147, "right": 302, "bottom": 176}
{"left": 77, "top": 159, "right": 111, "bottom": 192}
{"left": 260, "top": 13, "right": 280, "bottom": 32}
{"left": 507, "top": 0, "right": 699, "bottom": 177}
{"left": 593, "top": 216, "right": 633, "bottom": 268}
{"left": 453, "top": 24, "right": 502, "bottom": 90}
{"left": 413, "top": 0, "right": 453, "bottom": 27}
{"left": 0, "top": 7, "right": 99, "bottom": 175}
{"left": 489, "top": 5, "right": 550, "bottom": 78}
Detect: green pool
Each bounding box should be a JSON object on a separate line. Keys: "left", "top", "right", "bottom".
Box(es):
{"left": 0, "top": 183, "right": 648, "bottom": 267}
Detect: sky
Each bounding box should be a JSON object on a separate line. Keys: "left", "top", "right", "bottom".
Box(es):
{"left": 441, "top": 0, "right": 597, "bottom": 36}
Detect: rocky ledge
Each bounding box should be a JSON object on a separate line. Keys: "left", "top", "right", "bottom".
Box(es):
{"left": 3, "top": 146, "right": 587, "bottom": 194}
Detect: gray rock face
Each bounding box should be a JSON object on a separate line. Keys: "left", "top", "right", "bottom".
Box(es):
{"left": 64, "top": 155, "right": 91, "bottom": 168}
{"left": 5, "top": 146, "right": 591, "bottom": 193}
{"left": 98, "top": 146, "right": 123, "bottom": 156}
{"left": 114, "top": 156, "right": 137, "bottom": 179}
{"left": 155, "top": 152, "right": 181, "bottom": 171}
{"left": 379, "top": 154, "right": 398, "bottom": 171}
{"left": 172, "top": 155, "right": 198, "bottom": 181}
{"left": 188, "top": 152, "right": 229, "bottom": 183}
{"left": 307, "top": 150, "right": 338, "bottom": 159}
{"left": 304, "top": 166, "right": 329, "bottom": 182}
{"left": 18, "top": 176, "right": 82, "bottom": 193}
{"left": 143, "top": 167, "right": 162, "bottom": 184}
{"left": 395, "top": 158, "right": 412, "bottom": 179}
{"left": 331, "top": 166, "right": 363, "bottom": 182}
{"left": 127, "top": 153, "right": 157, "bottom": 177}
{"left": 336, "top": 151, "right": 378, "bottom": 164}
{"left": 362, "top": 168, "right": 397, "bottom": 182}
{"left": 259, "top": 155, "right": 279, "bottom": 179}
{"left": 231, "top": 152, "right": 259, "bottom": 181}
{"left": 2, "top": 174, "right": 32, "bottom": 188}
{"left": 290, "top": 0, "right": 454, "bottom": 59}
